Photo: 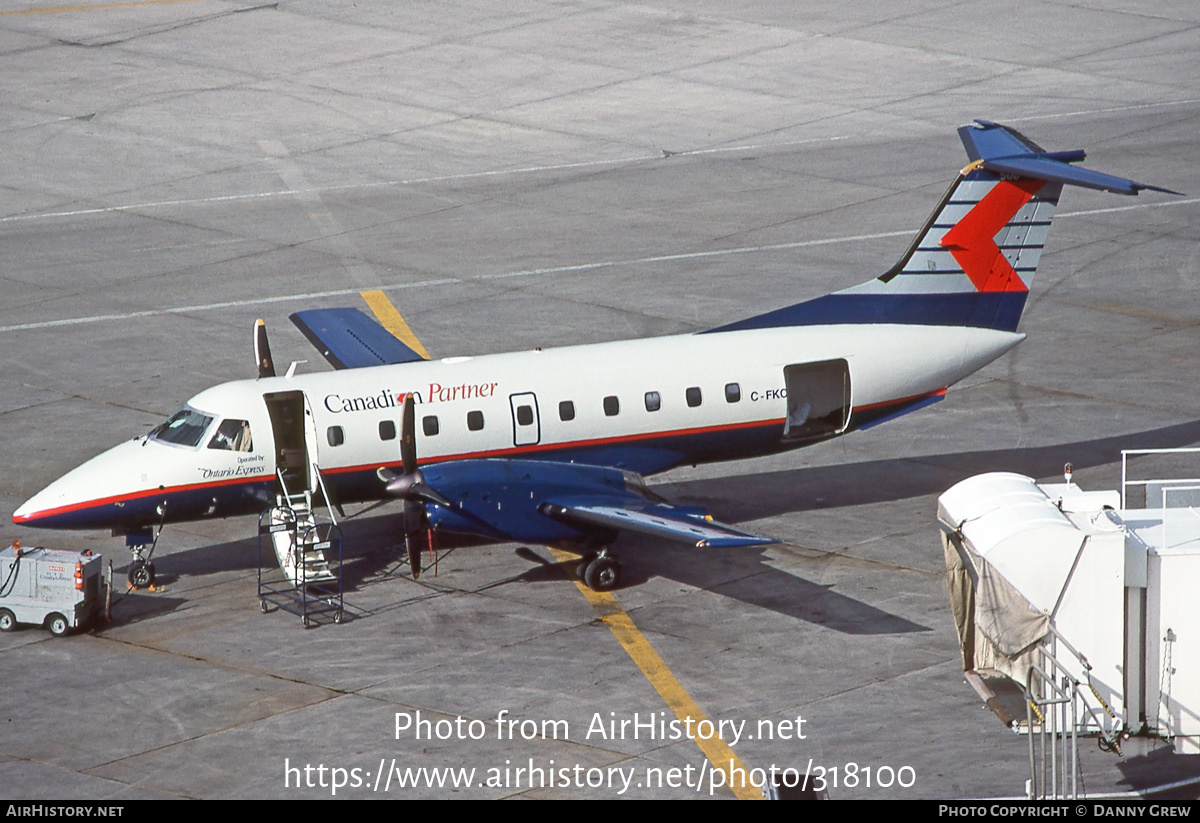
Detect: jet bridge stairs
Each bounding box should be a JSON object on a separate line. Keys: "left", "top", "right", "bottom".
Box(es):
{"left": 257, "top": 466, "right": 343, "bottom": 628}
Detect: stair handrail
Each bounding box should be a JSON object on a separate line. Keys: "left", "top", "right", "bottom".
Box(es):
{"left": 312, "top": 463, "right": 339, "bottom": 527}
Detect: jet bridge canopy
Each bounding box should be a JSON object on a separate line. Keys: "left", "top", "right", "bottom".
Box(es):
{"left": 939, "top": 465, "right": 1200, "bottom": 754}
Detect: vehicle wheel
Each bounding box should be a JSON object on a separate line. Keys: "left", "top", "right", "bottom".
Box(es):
{"left": 127, "top": 560, "right": 155, "bottom": 588}
{"left": 575, "top": 551, "right": 598, "bottom": 580}
{"left": 260, "top": 599, "right": 269, "bottom": 614}
{"left": 584, "top": 556, "right": 620, "bottom": 592}
{"left": 45, "top": 613, "right": 69, "bottom": 637}
{"left": 0, "top": 609, "right": 16, "bottom": 632}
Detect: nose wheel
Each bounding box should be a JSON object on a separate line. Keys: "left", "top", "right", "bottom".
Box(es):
{"left": 127, "top": 559, "right": 156, "bottom": 589}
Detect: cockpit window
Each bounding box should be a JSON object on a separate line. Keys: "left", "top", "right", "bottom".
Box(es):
{"left": 207, "top": 419, "right": 253, "bottom": 452}
{"left": 149, "top": 408, "right": 214, "bottom": 448}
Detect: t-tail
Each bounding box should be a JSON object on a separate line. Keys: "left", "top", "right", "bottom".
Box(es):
{"left": 709, "top": 120, "right": 1177, "bottom": 335}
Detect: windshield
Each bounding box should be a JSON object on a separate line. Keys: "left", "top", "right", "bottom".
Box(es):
{"left": 149, "top": 407, "right": 214, "bottom": 448}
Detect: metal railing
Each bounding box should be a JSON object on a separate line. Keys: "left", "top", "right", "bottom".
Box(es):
{"left": 1023, "top": 628, "right": 1124, "bottom": 800}
{"left": 1121, "top": 446, "right": 1200, "bottom": 509}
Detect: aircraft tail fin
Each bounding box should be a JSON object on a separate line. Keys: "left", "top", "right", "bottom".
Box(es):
{"left": 707, "top": 121, "right": 1175, "bottom": 335}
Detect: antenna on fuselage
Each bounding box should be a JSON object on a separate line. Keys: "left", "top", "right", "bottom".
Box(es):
{"left": 255, "top": 319, "right": 276, "bottom": 379}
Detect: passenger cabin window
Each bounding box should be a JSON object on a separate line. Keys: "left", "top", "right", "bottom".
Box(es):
{"left": 725, "top": 383, "right": 741, "bottom": 403}
{"left": 467, "top": 410, "right": 484, "bottom": 431}
{"left": 150, "top": 408, "right": 214, "bottom": 448}
{"left": 515, "top": 405, "right": 534, "bottom": 426}
{"left": 327, "top": 426, "right": 344, "bottom": 447}
{"left": 379, "top": 420, "right": 396, "bottom": 441}
{"left": 603, "top": 396, "right": 620, "bottom": 417}
{"left": 686, "top": 387, "right": 702, "bottom": 407}
{"left": 559, "top": 401, "right": 575, "bottom": 421}
{"left": 644, "top": 391, "right": 661, "bottom": 412}
{"left": 423, "top": 415, "right": 440, "bottom": 437}
{"left": 208, "top": 419, "right": 253, "bottom": 452}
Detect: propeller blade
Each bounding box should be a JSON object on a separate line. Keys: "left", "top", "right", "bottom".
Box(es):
{"left": 255, "top": 319, "right": 276, "bottom": 378}
{"left": 381, "top": 394, "right": 443, "bottom": 581}
{"left": 400, "top": 392, "right": 417, "bottom": 476}
{"left": 404, "top": 499, "right": 422, "bottom": 579}
{"left": 410, "top": 482, "right": 453, "bottom": 509}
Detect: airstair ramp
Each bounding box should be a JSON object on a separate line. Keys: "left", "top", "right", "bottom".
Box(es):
{"left": 258, "top": 468, "right": 343, "bottom": 628}
{"left": 938, "top": 455, "right": 1200, "bottom": 757}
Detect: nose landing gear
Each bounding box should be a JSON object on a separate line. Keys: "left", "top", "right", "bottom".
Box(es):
{"left": 124, "top": 508, "right": 165, "bottom": 590}
{"left": 127, "top": 551, "right": 156, "bottom": 589}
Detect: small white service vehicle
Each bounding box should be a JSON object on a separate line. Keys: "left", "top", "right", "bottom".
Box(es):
{"left": 0, "top": 544, "right": 105, "bottom": 636}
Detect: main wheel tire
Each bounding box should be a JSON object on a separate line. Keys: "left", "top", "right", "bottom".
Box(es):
{"left": 583, "top": 556, "right": 620, "bottom": 592}
{"left": 46, "top": 613, "right": 69, "bottom": 637}
{"left": 127, "top": 560, "right": 156, "bottom": 588}
{"left": 575, "top": 551, "right": 598, "bottom": 580}
{"left": 0, "top": 609, "right": 16, "bottom": 632}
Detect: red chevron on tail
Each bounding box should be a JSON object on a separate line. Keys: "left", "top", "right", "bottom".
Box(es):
{"left": 940, "top": 177, "right": 1045, "bottom": 293}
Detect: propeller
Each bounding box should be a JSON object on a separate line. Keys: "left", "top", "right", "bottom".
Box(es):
{"left": 255, "top": 319, "right": 276, "bottom": 379}
{"left": 376, "top": 393, "right": 450, "bottom": 579}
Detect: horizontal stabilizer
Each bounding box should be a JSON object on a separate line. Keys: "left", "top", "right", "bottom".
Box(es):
{"left": 290, "top": 308, "right": 428, "bottom": 370}
{"left": 960, "top": 120, "right": 1180, "bottom": 195}
{"left": 542, "top": 497, "right": 775, "bottom": 548}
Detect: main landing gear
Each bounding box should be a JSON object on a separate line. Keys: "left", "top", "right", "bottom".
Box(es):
{"left": 576, "top": 549, "right": 621, "bottom": 592}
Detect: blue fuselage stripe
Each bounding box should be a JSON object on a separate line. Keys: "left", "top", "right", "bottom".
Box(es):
{"left": 705, "top": 291, "right": 1028, "bottom": 334}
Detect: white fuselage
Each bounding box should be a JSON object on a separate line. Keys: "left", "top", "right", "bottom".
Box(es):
{"left": 13, "top": 322, "right": 1023, "bottom": 531}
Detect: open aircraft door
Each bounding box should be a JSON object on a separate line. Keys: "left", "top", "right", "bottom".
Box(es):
{"left": 263, "top": 390, "right": 321, "bottom": 492}
{"left": 781, "top": 359, "right": 851, "bottom": 442}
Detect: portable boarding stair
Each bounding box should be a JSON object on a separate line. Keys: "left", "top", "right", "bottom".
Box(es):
{"left": 257, "top": 467, "right": 343, "bottom": 628}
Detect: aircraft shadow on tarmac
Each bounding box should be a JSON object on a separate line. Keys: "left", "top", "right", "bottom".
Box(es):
{"left": 130, "top": 419, "right": 1200, "bottom": 635}
{"left": 666, "top": 418, "right": 1200, "bottom": 522}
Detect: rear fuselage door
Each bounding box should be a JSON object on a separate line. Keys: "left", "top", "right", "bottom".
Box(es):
{"left": 782, "top": 360, "right": 851, "bottom": 442}
{"left": 509, "top": 392, "right": 541, "bottom": 447}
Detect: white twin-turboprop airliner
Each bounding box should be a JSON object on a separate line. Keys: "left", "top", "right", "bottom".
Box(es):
{"left": 12, "top": 121, "right": 1174, "bottom": 591}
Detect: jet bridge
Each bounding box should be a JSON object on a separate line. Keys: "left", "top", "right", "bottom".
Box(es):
{"left": 938, "top": 455, "right": 1200, "bottom": 762}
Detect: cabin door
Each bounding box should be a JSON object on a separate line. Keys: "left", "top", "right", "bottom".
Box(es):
{"left": 509, "top": 392, "right": 541, "bottom": 447}
{"left": 781, "top": 360, "right": 851, "bottom": 442}
{"left": 263, "top": 390, "right": 320, "bottom": 492}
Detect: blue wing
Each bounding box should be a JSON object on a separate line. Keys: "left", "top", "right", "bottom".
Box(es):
{"left": 417, "top": 459, "right": 774, "bottom": 548}
{"left": 540, "top": 497, "right": 774, "bottom": 548}
{"left": 290, "top": 308, "right": 428, "bottom": 369}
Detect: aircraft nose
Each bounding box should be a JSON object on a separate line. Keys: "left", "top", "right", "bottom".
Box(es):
{"left": 12, "top": 439, "right": 154, "bottom": 530}
{"left": 13, "top": 464, "right": 101, "bottom": 528}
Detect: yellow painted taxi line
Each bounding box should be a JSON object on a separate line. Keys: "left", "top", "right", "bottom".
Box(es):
{"left": 547, "top": 547, "right": 760, "bottom": 800}
{"left": 360, "top": 290, "right": 432, "bottom": 360}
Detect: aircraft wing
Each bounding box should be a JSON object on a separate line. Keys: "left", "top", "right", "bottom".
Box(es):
{"left": 540, "top": 497, "right": 775, "bottom": 548}
{"left": 418, "top": 458, "right": 774, "bottom": 549}
{"left": 290, "top": 307, "right": 429, "bottom": 369}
